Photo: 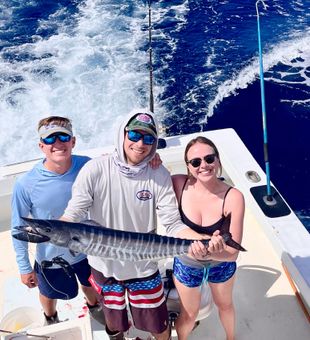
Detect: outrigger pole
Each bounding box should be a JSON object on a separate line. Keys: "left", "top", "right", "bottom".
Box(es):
{"left": 148, "top": 0, "right": 154, "bottom": 113}
{"left": 250, "top": 1, "right": 290, "bottom": 217}
{"left": 255, "top": 0, "right": 273, "bottom": 203}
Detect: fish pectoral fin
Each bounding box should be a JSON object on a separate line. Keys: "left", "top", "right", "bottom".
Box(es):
{"left": 68, "top": 238, "right": 83, "bottom": 251}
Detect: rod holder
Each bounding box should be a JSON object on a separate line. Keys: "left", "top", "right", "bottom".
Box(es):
{"left": 250, "top": 185, "right": 291, "bottom": 218}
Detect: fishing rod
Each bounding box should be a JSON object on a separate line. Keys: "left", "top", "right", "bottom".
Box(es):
{"left": 147, "top": 1, "right": 166, "bottom": 149}
{"left": 148, "top": 0, "right": 154, "bottom": 113}
{"left": 250, "top": 1, "right": 290, "bottom": 218}
{"left": 0, "top": 328, "right": 52, "bottom": 339}
{"left": 255, "top": 0, "right": 274, "bottom": 204}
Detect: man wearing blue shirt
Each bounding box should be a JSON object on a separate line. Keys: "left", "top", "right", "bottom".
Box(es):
{"left": 11, "top": 116, "right": 104, "bottom": 325}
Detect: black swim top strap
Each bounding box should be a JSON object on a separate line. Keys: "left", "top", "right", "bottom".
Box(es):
{"left": 222, "top": 187, "right": 233, "bottom": 215}
{"left": 179, "top": 177, "right": 188, "bottom": 208}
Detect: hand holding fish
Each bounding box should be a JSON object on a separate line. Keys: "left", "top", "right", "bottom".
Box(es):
{"left": 189, "top": 231, "right": 226, "bottom": 260}
{"left": 206, "top": 230, "right": 227, "bottom": 255}
{"left": 189, "top": 240, "right": 208, "bottom": 259}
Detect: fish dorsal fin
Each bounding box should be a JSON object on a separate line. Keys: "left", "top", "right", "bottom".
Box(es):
{"left": 81, "top": 219, "right": 107, "bottom": 228}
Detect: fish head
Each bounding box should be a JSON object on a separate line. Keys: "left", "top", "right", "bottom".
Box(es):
{"left": 13, "top": 217, "right": 71, "bottom": 246}
{"left": 13, "top": 225, "right": 51, "bottom": 243}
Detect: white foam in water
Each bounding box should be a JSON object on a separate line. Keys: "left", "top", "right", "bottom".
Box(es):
{"left": 200, "top": 32, "right": 310, "bottom": 122}
{"left": 2, "top": 1, "right": 308, "bottom": 166}
{"left": 0, "top": 0, "right": 171, "bottom": 166}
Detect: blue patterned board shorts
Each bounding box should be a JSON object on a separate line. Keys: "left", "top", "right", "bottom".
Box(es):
{"left": 173, "top": 257, "right": 237, "bottom": 288}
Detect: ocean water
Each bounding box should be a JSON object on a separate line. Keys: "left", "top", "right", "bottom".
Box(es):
{"left": 0, "top": 0, "right": 309, "bottom": 231}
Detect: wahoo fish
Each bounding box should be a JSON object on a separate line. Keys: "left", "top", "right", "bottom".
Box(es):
{"left": 13, "top": 214, "right": 246, "bottom": 261}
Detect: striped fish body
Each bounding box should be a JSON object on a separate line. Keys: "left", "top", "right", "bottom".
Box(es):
{"left": 68, "top": 225, "right": 194, "bottom": 261}
{"left": 13, "top": 215, "right": 245, "bottom": 261}
{"left": 14, "top": 218, "right": 198, "bottom": 261}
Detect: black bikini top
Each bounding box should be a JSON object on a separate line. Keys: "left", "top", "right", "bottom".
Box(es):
{"left": 179, "top": 182, "right": 233, "bottom": 235}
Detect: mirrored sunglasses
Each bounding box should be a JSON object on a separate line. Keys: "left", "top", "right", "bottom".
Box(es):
{"left": 187, "top": 154, "right": 216, "bottom": 168}
{"left": 41, "top": 133, "right": 72, "bottom": 145}
{"left": 127, "top": 130, "right": 156, "bottom": 145}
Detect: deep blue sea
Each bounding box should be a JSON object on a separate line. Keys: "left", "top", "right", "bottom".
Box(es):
{"left": 0, "top": 0, "right": 309, "bottom": 231}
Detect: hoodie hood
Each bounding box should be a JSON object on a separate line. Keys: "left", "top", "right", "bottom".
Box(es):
{"left": 114, "top": 108, "right": 159, "bottom": 167}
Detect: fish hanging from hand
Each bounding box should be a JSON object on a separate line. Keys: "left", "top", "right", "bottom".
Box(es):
{"left": 13, "top": 214, "right": 246, "bottom": 261}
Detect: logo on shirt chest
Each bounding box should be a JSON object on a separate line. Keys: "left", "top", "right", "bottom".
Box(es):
{"left": 136, "top": 190, "right": 153, "bottom": 201}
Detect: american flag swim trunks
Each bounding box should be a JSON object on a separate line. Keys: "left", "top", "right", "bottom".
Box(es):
{"left": 89, "top": 269, "right": 169, "bottom": 333}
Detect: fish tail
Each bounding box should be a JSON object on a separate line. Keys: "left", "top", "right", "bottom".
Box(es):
{"left": 219, "top": 214, "right": 246, "bottom": 252}
{"left": 225, "top": 235, "right": 246, "bottom": 251}
{"left": 219, "top": 213, "right": 231, "bottom": 234}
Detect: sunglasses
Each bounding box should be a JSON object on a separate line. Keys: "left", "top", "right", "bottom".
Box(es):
{"left": 127, "top": 130, "right": 156, "bottom": 145}
{"left": 41, "top": 133, "right": 72, "bottom": 145}
{"left": 186, "top": 154, "right": 216, "bottom": 168}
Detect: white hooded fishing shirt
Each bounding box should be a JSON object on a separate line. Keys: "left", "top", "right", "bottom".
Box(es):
{"left": 64, "top": 110, "right": 187, "bottom": 280}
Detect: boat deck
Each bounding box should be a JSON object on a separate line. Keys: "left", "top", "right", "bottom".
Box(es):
{"left": 1, "top": 209, "right": 309, "bottom": 339}
{"left": 0, "top": 129, "right": 309, "bottom": 339}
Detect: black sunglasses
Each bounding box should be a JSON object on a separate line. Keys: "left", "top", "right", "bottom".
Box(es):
{"left": 41, "top": 133, "right": 72, "bottom": 145}
{"left": 186, "top": 154, "right": 216, "bottom": 168}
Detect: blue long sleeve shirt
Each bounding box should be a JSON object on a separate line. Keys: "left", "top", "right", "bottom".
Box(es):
{"left": 11, "top": 155, "right": 90, "bottom": 274}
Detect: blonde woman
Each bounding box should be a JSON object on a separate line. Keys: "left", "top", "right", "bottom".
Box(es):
{"left": 172, "top": 136, "right": 245, "bottom": 340}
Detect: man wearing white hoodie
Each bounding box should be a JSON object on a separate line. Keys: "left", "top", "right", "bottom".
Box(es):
{"left": 62, "top": 109, "right": 224, "bottom": 340}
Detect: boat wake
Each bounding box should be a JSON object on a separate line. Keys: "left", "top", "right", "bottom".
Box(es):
{"left": 201, "top": 33, "right": 310, "bottom": 123}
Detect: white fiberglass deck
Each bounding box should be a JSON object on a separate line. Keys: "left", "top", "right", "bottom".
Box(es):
{"left": 0, "top": 209, "right": 309, "bottom": 339}
{"left": 0, "top": 129, "right": 309, "bottom": 339}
